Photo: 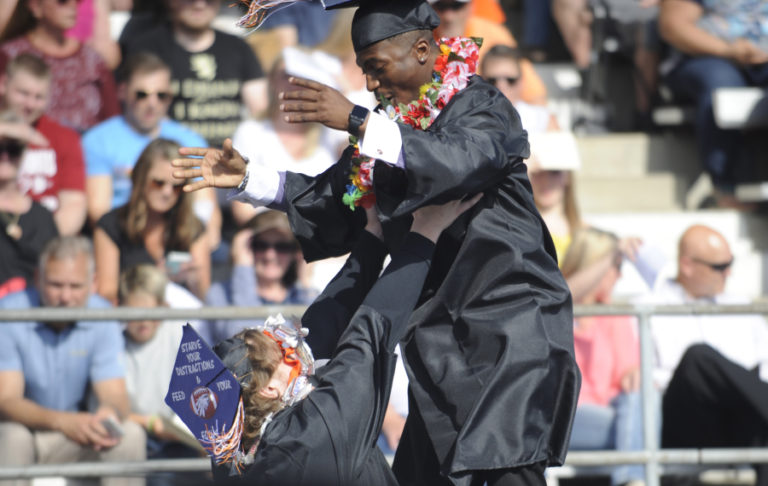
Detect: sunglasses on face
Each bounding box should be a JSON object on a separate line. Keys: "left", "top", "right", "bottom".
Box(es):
{"left": 55, "top": 0, "right": 83, "bottom": 5}
{"left": 432, "top": 1, "right": 468, "bottom": 12}
{"left": 134, "top": 90, "right": 173, "bottom": 102}
{"left": 149, "top": 178, "right": 184, "bottom": 192}
{"left": 486, "top": 76, "right": 520, "bottom": 87}
{"left": 692, "top": 257, "right": 733, "bottom": 273}
{"left": 250, "top": 239, "right": 298, "bottom": 254}
{"left": 0, "top": 140, "right": 25, "bottom": 159}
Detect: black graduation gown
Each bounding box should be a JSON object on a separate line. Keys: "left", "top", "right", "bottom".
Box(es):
{"left": 280, "top": 76, "right": 581, "bottom": 482}
{"left": 213, "top": 232, "right": 436, "bottom": 486}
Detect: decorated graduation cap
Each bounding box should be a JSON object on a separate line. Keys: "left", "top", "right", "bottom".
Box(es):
{"left": 237, "top": 0, "right": 440, "bottom": 52}
{"left": 166, "top": 325, "right": 247, "bottom": 469}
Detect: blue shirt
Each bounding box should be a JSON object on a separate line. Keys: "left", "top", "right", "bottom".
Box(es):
{"left": 82, "top": 116, "right": 207, "bottom": 208}
{"left": 0, "top": 290, "right": 125, "bottom": 412}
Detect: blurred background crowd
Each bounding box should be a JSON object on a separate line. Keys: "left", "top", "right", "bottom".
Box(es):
{"left": 0, "top": 1, "right": 768, "bottom": 486}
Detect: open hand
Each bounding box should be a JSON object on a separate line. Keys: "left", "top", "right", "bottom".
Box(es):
{"left": 172, "top": 138, "right": 248, "bottom": 192}
{"left": 411, "top": 193, "right": 484, "bottom": 243}
{"left": 280, "top": 77, "right": 356, "bottom": 131}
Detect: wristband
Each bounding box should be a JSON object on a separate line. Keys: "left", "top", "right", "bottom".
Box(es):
{"left": 147, "top": 415, "right": 158, "bottom": 435}
{"left": 347, "top": 105, "right": 370, "bottom": 137}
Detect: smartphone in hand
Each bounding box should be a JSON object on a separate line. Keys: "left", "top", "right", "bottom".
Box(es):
{"left": 166, "top": 251, "right": 192, "bottom": 276}
{"left": 101, "top": 417, "right": 124, "bottom": 439}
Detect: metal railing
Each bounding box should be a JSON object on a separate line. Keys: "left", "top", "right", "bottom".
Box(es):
{"left": 1, "top": 303, "right": 768, "bottom": 484}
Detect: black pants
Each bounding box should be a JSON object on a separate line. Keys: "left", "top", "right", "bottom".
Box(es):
{"left": 393, "top": 395, "right": 547, "bottom": 486}
{"left": 662, "top": 344, "right": 768, "bottom": 486}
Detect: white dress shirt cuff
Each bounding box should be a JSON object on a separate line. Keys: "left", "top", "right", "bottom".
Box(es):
{"left": 359, "top": 112, "right": 406, "bottom": 168}
{"left": 228, "top": 164, "right": 284, "bottom": 207}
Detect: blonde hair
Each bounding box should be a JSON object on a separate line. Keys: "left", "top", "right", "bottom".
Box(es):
{"left": 560, "top": 227, "right": 619, "bottom": 279}
{"left": 118, "top": 264, "right": 167, "bottom": 305}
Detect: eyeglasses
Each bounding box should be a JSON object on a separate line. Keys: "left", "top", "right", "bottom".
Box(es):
{"left": 0, "top": 140, "right": 25, "bottom": 159}
{"left": 692, "top": 257, "right": 733, "bottom": 273}
{"left": 134, "top": 90, "right": 173, "bottom": 102}
{"left": 486, "top": 76, "right": 520, "bottom": 86}
{"left": 250, "top": 240, "right": 298, "bottom": 254}
{"left": 432, "top": 1, "right": 469, "bottom": 12}
{"left": 149, "top": 178, "right": 184, "bottom": 192}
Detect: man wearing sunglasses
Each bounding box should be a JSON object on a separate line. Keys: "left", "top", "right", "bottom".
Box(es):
{"left": 638, "top": 224, "right": 768, "bottom": 485}
{"left": 83, "top": 52, "right": 208, "bottom": 229}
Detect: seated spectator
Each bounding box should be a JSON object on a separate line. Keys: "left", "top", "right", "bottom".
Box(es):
{"left": 1, "top": 52, "right": 87, "bottom": 236}
{"left": 525, "top": 152, "right": 644, "bottom": 303}
{"left": 658, "top": 0, "right": 768, "bottom": 201}
{"left": 561, "top": 227, "right": 644, "bottom": 486}
{"left": 0, "top": 235, "right": 145, "bottom": 486}
{"left": 83, "top": 51, "right": 219, "bottom": 250}
{"left": 119, "top": 264, "right": 209, "bottom": 486}
{"left": 635, "top": 224, "right": 768, "bottom": 485}
{"left": 230, "top": 55, "right": 339, "bottom": 225}
{"left": 94, "top": 138, "right": 211, "bottom": 303}
{"left": 0, "top": 0, "right": 120, "bottom": 133}
{"left": 121, "top": 0, "right": 266, "bottom": 148}
{"left": 204, "top": 210, "right": 315, "bottom": 346}
{"left": 480, "top": 45, "right": 559, "bottom": 132}
{"left": 428, "top": 0, "right": 549, "bottom": 105}
{"left": 0, "top": 110, "right": 58, "bottom": 299}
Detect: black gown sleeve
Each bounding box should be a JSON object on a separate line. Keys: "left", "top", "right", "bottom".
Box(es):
{"left": 302, "top": 230, "right": 388, "bottom": 359}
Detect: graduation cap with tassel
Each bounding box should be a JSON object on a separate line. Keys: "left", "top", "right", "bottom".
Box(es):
{"left": 165, "top": 325, "right": 247, "bottom": 471}
{"left": 236, "top": 0, "right": 440, "bottom": 52}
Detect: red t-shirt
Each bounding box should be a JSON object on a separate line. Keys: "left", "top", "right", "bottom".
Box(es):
{"left": 18, "top": 115, "right": 86, "bottom": 213}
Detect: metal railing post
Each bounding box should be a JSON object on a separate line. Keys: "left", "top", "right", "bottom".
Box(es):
{"left": 638, "top": 308, "right": 660, "bottom": 486}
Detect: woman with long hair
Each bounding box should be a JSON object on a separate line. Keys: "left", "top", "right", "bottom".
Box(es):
{"left": 0, "top": 0, "right": 119, "bottom": 133}
{"left": 94, "top": 138, "right": 210, "bottom": 302}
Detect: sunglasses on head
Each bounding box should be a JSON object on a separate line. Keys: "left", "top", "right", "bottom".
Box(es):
{"left": 432, "top": 1, "right": 468, "bottom": 12}
{"left": 134, "top": 90, "right": 173, "bottom": 102}
{"left": 692, "top": 257, "right": 733, "bottom": 273}
{"left": 0, "top": 139, "right": 25, "bottom": 159}
{"left": 486, "top": 76, "right": 520, "bottom": 86}
{"left": 250, "top": 239, "right": 298, "bottom": 254}
{"left": 149, "top": 178, "right": 184, "bottom": 192}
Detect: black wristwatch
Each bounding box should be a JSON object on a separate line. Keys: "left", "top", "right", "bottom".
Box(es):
{"left": 347, "top": 105, "right": 370, "bottom": 137}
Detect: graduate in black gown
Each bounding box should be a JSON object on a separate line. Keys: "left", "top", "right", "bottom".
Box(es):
{"left": 210, "top": 198, "right": 480, "bottom": 486}
{"left": 172, "top": 2, "right": 580, "bottom": 485}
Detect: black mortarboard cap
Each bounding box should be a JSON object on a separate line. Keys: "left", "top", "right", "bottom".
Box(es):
{"left": 322, "top": 0, "right": 440, "bottom": 52}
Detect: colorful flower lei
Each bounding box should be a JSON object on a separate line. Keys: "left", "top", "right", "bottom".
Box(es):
{"left": 343, "top": 36, "right": 483, "bottom": 211}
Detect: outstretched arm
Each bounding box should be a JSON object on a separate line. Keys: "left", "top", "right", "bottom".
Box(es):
{"left": 303, "top": 207, "right": 387, "bottom": 359}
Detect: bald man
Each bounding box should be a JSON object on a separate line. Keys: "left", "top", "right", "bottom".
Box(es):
{"left": 638, "top": 224, "right": 768, "bottom": 486}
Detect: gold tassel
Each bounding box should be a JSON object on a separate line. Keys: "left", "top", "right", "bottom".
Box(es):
{"left": 236, "top": 0, "right": 303, "bottom": 29}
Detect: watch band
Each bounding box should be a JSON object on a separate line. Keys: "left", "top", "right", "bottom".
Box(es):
{"left": 347, "top": 105, "right": 370, "bottom": 137}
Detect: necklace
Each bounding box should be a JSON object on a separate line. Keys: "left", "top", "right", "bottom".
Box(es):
{"left": 0, "top": 211, "right": 22, "bottom": 240}
{"left": 343, "top": 37, "right": 482, "bottom": 210}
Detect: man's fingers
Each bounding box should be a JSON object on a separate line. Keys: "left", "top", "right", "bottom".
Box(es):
{"left": 173, "top": 168, "right": 202, "bottom": 180}
{"left": 178, "top": 146, "right": 209, "bottom": 157}
{"left": 172, "top": 157, "right": 203, "bottom": 168}
{"left": 287, "top": 76, "right": 326, "bottom": 91}
{"left": 283, "top": 112, "right": 322, "bottom": 124}
{"left": 281, "top": 88, "right": 321, "bottom": 101}
{"left": 184, "top": 179, "right": 212, "bottom": 193}
{"left": 280, "top": 101, "right": 318, "bottom": 113}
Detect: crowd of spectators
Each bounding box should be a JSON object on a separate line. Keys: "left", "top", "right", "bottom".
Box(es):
{"left": 0, "top": 0, "right": 766, "bottom": 485}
